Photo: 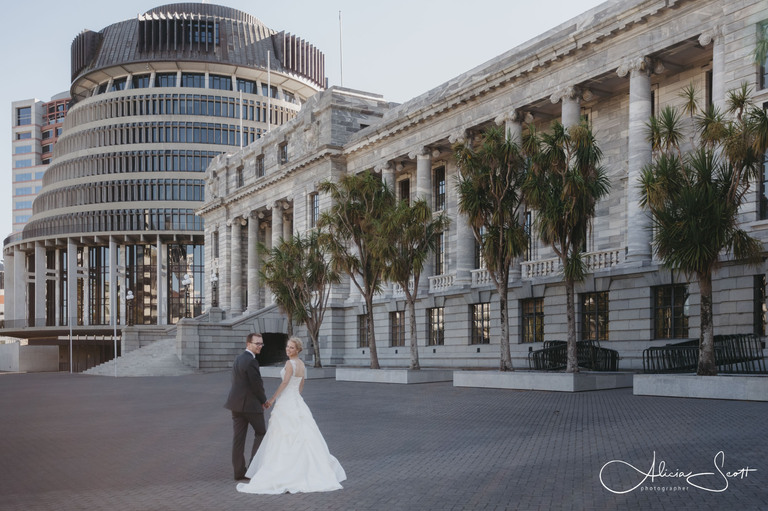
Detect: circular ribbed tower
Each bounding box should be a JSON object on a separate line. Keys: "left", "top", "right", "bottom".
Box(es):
{"left": 5, "top": 3, "right": 324, "bottom": 339}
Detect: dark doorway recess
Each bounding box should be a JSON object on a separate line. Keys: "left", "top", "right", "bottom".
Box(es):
{"left": 258, "top": 332, "right": 288, "bottom": 366}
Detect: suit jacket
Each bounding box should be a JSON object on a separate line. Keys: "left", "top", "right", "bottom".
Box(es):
{"left": 224, "top": 350, "right": 267, "bottom": 413}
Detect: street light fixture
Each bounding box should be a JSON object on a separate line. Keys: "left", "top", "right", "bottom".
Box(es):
{"left": 211, "top": 272, "right": 219, "bottom": 308}
{"left": 182, "top": 273, "right": 192, "bottom": 318}
{"left": 126, "top": 289, "right": 134, "bottom": 326}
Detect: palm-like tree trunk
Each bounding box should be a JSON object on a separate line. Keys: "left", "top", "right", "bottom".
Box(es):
{"left": 406, "top": 287, "right": 420, "bottom": 370}
{"left": 565, "top": 277, "right": 578, "bottom": 373}
{"left": 697, "top": 273, "right": 716, "bottom": 375}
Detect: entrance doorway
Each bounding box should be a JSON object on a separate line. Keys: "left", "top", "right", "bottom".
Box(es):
{"left": 258, "top": 332, "right": 288, "bottom": 366}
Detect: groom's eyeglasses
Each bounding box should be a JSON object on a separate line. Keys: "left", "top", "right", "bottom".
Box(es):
{"left": 249, "top": 341, "right": 264, "bottom": 346}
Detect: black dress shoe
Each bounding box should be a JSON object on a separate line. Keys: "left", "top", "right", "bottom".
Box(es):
{"left": 235, "top": 476, "right": 250, "bottom": 482}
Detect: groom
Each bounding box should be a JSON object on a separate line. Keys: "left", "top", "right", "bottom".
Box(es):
{"left": 224, "top": 332, "right": 270, "bottom": 481}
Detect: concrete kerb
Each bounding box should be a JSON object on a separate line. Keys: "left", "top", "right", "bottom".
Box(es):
{"left": 453, "top": 370, "right": 635, "bottom": 392}
{"left": 633, "top": 373, "right": 768, "bottom": 401}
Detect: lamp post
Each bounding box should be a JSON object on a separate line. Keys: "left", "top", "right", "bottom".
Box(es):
{"left": 211, "top": 272, "right": 219, "bottom": 308}
{"left": 182, "top": 273, "right": 192, "bottom": 318}
{"left": 126, "top": 289, "right": 134, "bottom": 326}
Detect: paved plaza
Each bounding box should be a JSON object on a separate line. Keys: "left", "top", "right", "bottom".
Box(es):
{"left": 0, "top": 370, "right": 766, "bottom": 511}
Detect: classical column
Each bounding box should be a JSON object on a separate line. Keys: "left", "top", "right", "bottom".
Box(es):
{"left": 67, "top": 240, "right": 77, "bottom": 327}
{"left": 247, "top": 213, "right": 259, "bottom": 312}
{"left": 413, "top": 148, "right": 433, "bottom": 206}
{"left": 272, "top": 202, "right": 284, "bottom": 246}
{"left": 495, "top": 110, "right": 523, "bottom": 145}
{"left": 699, "top": 27, "right": 724, "bottom": 111}
{"left": 4, "top": 250, "right": 14, "bottom": 325}
{"left": 156, "top": 236, "right": 167, "bottom": 324}
{"left": 108, "top": 237, "right": 117, "bottom": 326}
{"left": 413, "top": 148, "right": 433, "bottom": 288}
{"left": 220, "top": 224, "right": 231, "bottom": 313}
{"left": 619, "top": 57, "right": 653, "bottom": 263}
{"left": 551, "top": 86, "right": 581, "bottom": 128}
{"left": 82, "top": 247, "right": 90, "bottom": 325}
{"left": 230, "top": 216, "right": 243, "bottom": 316}
{"left": 378, "top": 162, "right": 395, "bottom": 193}
{"left": 34, "top": 242, "right": 46, "bottom": 327}
{"left": 54, "top": 248, "right": 61, "bottom": 325}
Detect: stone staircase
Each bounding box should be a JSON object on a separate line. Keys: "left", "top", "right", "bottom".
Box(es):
{"left": 82, "top": 338, "right": 199, "bottom": 377}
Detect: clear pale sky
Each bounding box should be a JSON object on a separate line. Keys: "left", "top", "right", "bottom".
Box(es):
{"left": 0, "top": 0, "right": 607, "bottom": 248}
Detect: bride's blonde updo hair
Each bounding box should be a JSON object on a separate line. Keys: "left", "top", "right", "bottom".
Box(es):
{"left": 287, "top": 337, "right": 303, "bottom": 353}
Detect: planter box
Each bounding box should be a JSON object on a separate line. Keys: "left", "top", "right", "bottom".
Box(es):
{"left": 335, "top": 368, "right": 454, "bottom": 384}
{"left": 633, "top": 374, "right": 768, "bottom": 401}
{"left": 260, "top": 366, "right": 336, "bottom": 379}
{"left": 453, "top": 370, "right": 634, "bottom": 392}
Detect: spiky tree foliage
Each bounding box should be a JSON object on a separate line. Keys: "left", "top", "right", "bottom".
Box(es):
{"left": 454, "top": 125, "right": 529, "bottom": 371}
{"left": 259, "top": 230, "right": 339, "bottom": 368}
{"left": 639, "top": 84, "right": 767, "bottom": 375}
{"left": 317, "top": 170, "right": 395, "bottom": 369}
{"left": 523, "top": 120, "right": 610, "bottom": 373}
{"left": 382, "top": 197, "right": 450, "bottom": 369}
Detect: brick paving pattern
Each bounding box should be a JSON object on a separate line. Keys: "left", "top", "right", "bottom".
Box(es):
{"left": 0, "top": 371, "right": 766, "bottom": 510}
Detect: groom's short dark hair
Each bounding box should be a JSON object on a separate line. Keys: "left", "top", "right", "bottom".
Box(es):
{"left": 246, "top": 332, "right": 262, "bottom": 344}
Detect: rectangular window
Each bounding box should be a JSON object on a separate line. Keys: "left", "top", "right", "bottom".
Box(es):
{"left": 181, "top": 73, "right": 205, "bottom": 88}
{"left": 358, "top": 314, "right": 369, "bottom": 348}
{"left": 471, "top": 302, "right": 491, "bottom": 345}
{"left": 309, "top": 193, "right": 319, "bottom": 228}
{"left": 434, "top": 166, "right": 446, "bottom": 211}
{"left": 399, "top": 178, "right": 410, "bottom": 204}
{"left": 256, "top": 155, "right": 265, "bottom": 177}
{"left": 524, "top": 211, "right": 534, "bottom": 260}
{"left": 428, "top": 307, "right": 444, "bottom": 346}
{"left": 156, "top": 73, "right": 177, "bottom": 88}
{"left": 278, "top": 142, "right": 288, "bottom": 164}
{"left": 209, "top": 74, "right": 232, "bottom": 91}
{"left": 755, "top": 274, "right": 766, "bottom": 337}
{"left": 14, "top": 145, "right": 32, "bottom": 154}
{"left": 15, "top": 160, "right": 32, "bottom": 169}
{"left": 760, "top": 22, "right": 768, "bottom": 90}
{"left": 236, "top": 78, "right": 258, "bottom": 94}
{"left": 390, "top": 311, "right": 405, "bottom": 347}
{"left": 16, "top": 132, "right": 32, "bottom": 140}
{"left": 653, "top": 284, "right": 689, "bottom": 339}
{"left": 474, "top": 225, "right": 486, "bottom": 270}
{"left": 434, "top": 232, "right": 444, "bottom": 275}
{"left": 132, "top": 74, "right": 151, "bottom": 89}
{"left": 16, "top": 106, "right": 32, "bottom": 126}
{"left": 41, "top": 131, "right": 52, "bottom": 140}
{"left": 581, "top": 291, "right": 609, "bottom": 341}
{"left": 521, "top": 298, "right": 544, "bottom": 343}
{"left": 111, "top": 77, "right": 127, "bottom": 91}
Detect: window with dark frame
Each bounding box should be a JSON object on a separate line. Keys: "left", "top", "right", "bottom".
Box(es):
{"left": 754, "top": 274, "right": 766, "bottom": 337}
{"left": 310, "top": 193, "right": 319, "bottom": 228}
{"left": 521, "top": 298, "right": 544, "bottom": 343}
{"left": 399, "top": 178, "right": 410, "bottom": 204}
{"left": 581, "top": 291, "right": 609, "bottom": 341}
{"left": 653, "top": 284, "right": 689, "bottom": 339}
{"left": 434, "top": 166, "right": 446, "bottom": 211}
{"left": 358, "top": 314, "right": 369, "bottom": 348}
{"left": 390, "top": 311, "right": 405, "bottom": 347}
{"left": 434, "top": 232, "right": 444, "bottom": 275}
{"left": 471, "top": 302, "right": 491, "bottom": 345}
{"left": 428, "top": 307, "right": 444, "bottom": 346}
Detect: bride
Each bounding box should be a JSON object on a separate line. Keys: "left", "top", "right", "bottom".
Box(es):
{"left": 236, "top": 337, "right": 346, "bottom": 494}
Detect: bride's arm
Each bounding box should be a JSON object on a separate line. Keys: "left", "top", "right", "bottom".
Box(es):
{"left": 266, "top": 360, "right": 293, "bottom": 407}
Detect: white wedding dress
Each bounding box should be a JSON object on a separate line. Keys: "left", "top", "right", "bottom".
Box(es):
{"left": 236, "top": 359, "right": 346, "bottom": 494}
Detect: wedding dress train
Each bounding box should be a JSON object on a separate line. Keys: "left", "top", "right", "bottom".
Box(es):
{"left": 236, "top": 360, "right": 346, "bottom": 494}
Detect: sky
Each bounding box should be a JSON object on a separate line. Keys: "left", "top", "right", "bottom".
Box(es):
{"left": 1, "top": 0, "right": 607, "bottom": 245}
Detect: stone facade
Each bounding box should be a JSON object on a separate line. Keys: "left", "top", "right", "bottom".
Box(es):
{"left": 198, "top": 0, "right": 768, "bottom": 370}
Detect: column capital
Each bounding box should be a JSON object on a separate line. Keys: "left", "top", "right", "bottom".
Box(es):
{"left": 494, "top": 109, "right": 524, "bottom": 126}
{"left": 698, "top": 26, "right": 723, "bottom": 47}
{"left": 408, "top": 147, "right": 431, "bottom": 160}
{"left": 374, "top": 161, "right": 393, "bottom": 174}
{"left": 448, "top": 129, "right": 467, "bottom": 145}
{"left": 550, "top": 85, "right": 580, "bottom": 105}
{"left": 617, "top": 56, "right": 653, "bottom": 78}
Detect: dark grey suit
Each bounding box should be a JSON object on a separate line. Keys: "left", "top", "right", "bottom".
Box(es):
{"left": 224, "top": 349, "right": 268, "bottom": 479}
